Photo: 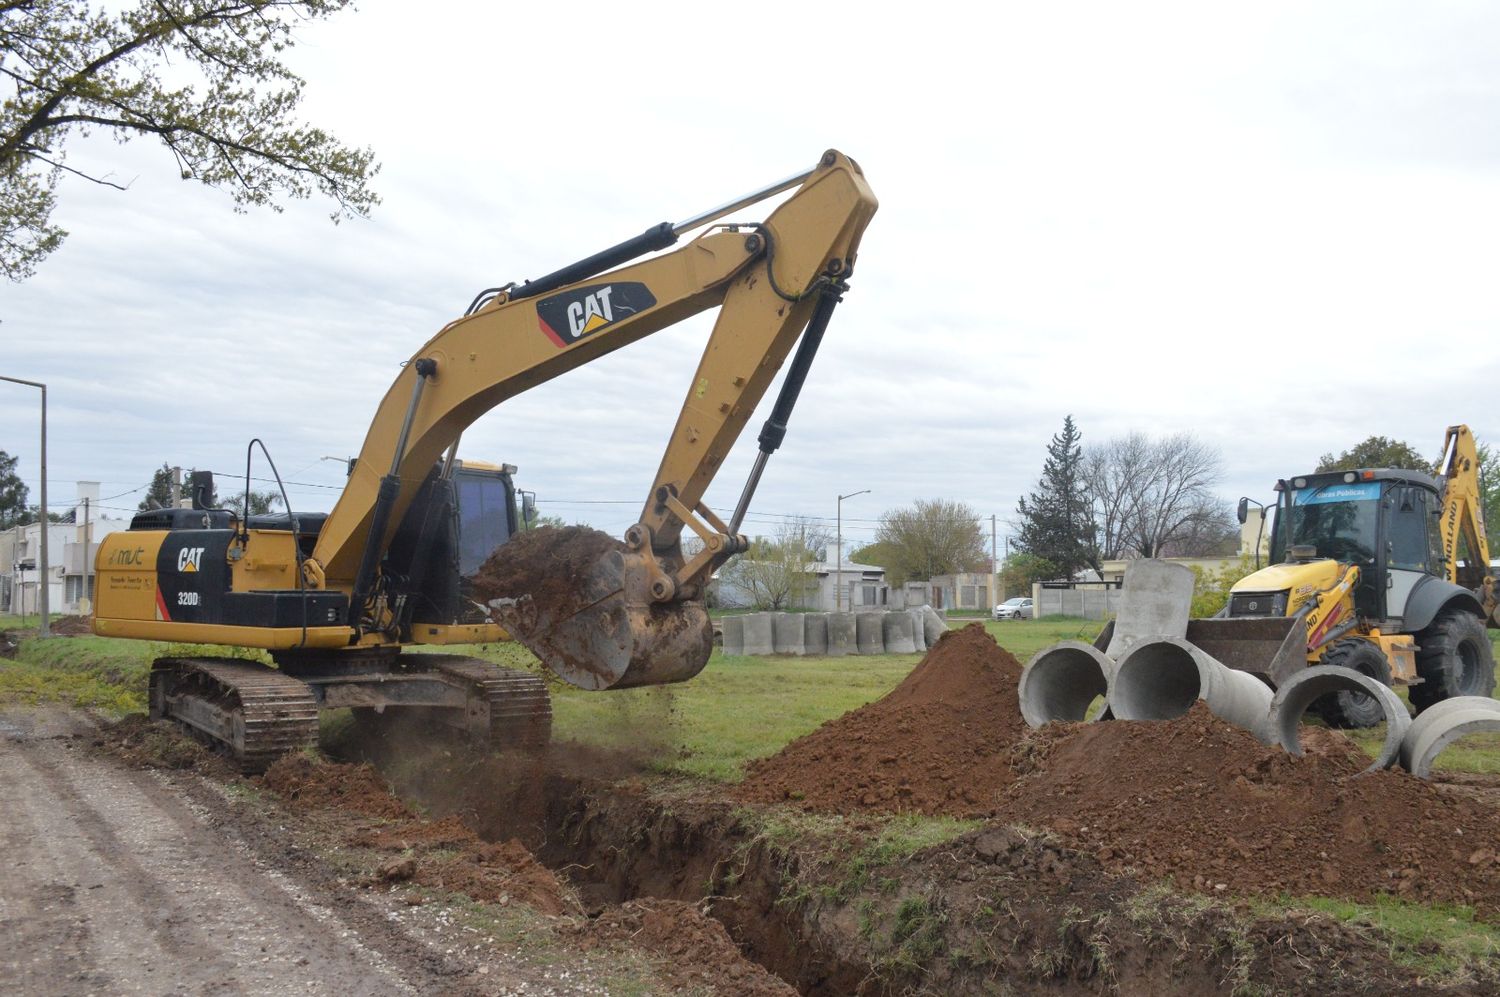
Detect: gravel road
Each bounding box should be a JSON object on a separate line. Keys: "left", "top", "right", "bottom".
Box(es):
{"left": 0, "top": 709, "right": 608, "bottom": 996}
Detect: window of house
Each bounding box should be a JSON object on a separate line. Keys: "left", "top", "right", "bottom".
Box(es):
{"left": 862, "top": 584, "right": 876, "bottom": 605}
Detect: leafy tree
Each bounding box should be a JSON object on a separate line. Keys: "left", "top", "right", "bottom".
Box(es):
{"left": 848, "top": 541, "right": 896, "bottom": 569}
{"left": 1084, "top": 431, "right": 1232, "bottom": 559}
{"left": 999, "top": 552, "right": 1056, "bottom": 600}
{"left": 1014, "top": 415, "right": 1097, "bottom": 578}
{"left": 1316, "top": 436, "right": 1430, "bottom": 473}
{"left": 0, "top": 449, "right": 27, "bottom": 528}
{"left": 718, "top": 516, "right": 830, "bottom": 610}
{"left": 1189, "top": 554, "right": 1259, "bottom": 618}
{"left": 1479, "top": 443, "right": 1500, "bottom": 552}
{"left": 874, "top": 498, "right": 986, "bottom": 587}
{"left": 1, "top": 0, "right": 380, "bottom": 280}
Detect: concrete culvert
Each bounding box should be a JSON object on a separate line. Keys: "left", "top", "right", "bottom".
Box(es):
{"left": 1019, "top": 641, "right": 1113, "bottom": 728}
{"left": 1110, "top": 637, "right": 1275, "bottom": 743}
{"left": 1268, "top": 666, "right": 1410, "bottom": 772}
{"left": 1399, "top": 696, "right": 1500, "bottom": 774}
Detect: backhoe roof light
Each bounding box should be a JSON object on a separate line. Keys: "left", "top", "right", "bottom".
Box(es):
{"left": 1293, "top": 477, "right": 1307, "bottom": 488}
{"left": 1362, "top": 470, "right": 1376, "bottom": 480}
{"left": 1343, "top": 472, "right": 1357, "bottom": 483}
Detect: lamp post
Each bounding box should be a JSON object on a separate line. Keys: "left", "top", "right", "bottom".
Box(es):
{"left": 2, "top": 376, "right": 48, "bottom": 637}
{"left": 836, "top": 489, "right": 870, "bottom": 611}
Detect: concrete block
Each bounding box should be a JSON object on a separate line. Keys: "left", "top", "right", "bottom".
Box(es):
{"left": 803, "top": 613, "right": 829, "bottom": 655}
{"left": 881, "top": 610, "right": 917, "bottom": 654}
{"left": 855, "top": 612, "right": 885, "bottom": 654}
{"left": 773, "top": 612, "right": 805, "bottom": 655}
{"left": 921, "top": 605, "right": 947, "bottom": 646}
{"left": 908, "top": 608, "right": 928, "bottom": 652}
{"left": 720, "top": 616, "right": 745, "bottom": 657}
{"left": 742, "top": 612, "right": 774, "bottom": 656}
{"left": 1106, "top": 559, "right": 1195, "bottom": 658}
{"left": 826, "top": 612, "right": 855, "bottom": 656}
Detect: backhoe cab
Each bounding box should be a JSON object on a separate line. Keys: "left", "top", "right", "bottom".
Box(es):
{"left": 1220, "top": 426, "right": 1496, "bottom": 726}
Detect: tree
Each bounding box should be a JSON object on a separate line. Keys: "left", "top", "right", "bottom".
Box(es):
{"left": 1317, "top": 436, "right": 1431, "bottom": 473}
{"left": 0, "top": 449, "right": 27, "bottom": 529}
{"left": 1, "top": 0, "right": 380, "bottom": 280}
{"left": 874, "top": 498, "right": 986, "bottom": 587}
{"left": 1479, "top": 443, "right": 1500, "bottom": 551}
{"left": 718, "top": 516, "right": 830, "bottom": 610}
{"left": 999, "top": 552, "right": 1056, "bottom": 600}
{"left": 1014, "top": 415, "right": 1097, "bottom": 578}
{"left": 1084, "top": 431, "right": 1232, "bottom": 559}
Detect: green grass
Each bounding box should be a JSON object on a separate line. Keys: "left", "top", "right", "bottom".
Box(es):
{"left": 1265, "top": 894, "right": 1500, "bottom": 980}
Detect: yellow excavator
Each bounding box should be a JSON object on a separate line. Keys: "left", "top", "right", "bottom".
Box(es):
{"left": 92, "top": 150, "right": 878, "bottom": 770}
{"left": 1180, "top": 424, "right": 1497, "bottom": 727}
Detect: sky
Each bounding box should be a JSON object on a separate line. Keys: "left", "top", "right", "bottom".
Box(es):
{"left": 4, "top": 0, "right": 1499, "bottom": 555}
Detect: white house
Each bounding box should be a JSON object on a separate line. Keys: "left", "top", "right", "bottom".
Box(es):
{"left": 3, "top": 481, "right": 131, "bottom": 616}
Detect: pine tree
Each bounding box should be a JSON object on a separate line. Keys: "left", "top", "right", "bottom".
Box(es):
{"left": 1014, "top": 415, "right": 1098, "bottom": 578}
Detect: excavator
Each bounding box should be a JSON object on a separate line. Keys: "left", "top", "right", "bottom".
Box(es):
{"left": 1161, "top": 424, "right": 1497, "bottom": 727}
{"left": 91, "top": 150, "right": 878, "bottom": 770}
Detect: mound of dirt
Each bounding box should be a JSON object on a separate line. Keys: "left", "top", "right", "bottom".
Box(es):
{"left": 1000, "top": 703, "right": 1500, "bottom": 917}
{"left": 569, "top": 899, "right": 795, "bottom": 996}
{"left": 734, "top": 623, "right": 1028, "bottom": 815}
{"left": 469, "top": 525, "right": 623, "bottom": 616}
{"left": 261, "top": 754, "right": 414, "bottom": 820}
{"left": 98, "top": 715, "right": 233, "bottom": 774}
{"left": 49, "top": 614, "right": 94, "bottom": 636}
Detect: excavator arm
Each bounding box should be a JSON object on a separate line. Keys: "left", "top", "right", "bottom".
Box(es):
{"left": 1437, "top": 424, "right": 1498, "bottom": 624}
{"left": 307, "top": 150, "right": 877, "bottom": 682}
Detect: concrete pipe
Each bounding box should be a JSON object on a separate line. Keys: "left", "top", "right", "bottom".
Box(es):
{"left": 1019, "top": 641, "right": 1114, "bottom": 728}
{"left": 1109, "top": 637, "right": 1275, "bottom": 743}
{"left": 856, "top": 612, "right": 886, "bottom": 654}
{"left": 908, "top": 608, "right": 928, "bottom": 652}
{"left": 1399, "top": 696, "right": 1500, "bottom": 774}
{"left": 1267, "top": 666, "right": 1410, "bottom": 772}
{"left": 1106, "top": 560, "right": 1196, "bottom": 658}
{"left": 826, "top": 612, "right": 855, "bottom": 656}
{"left": 921, "top": 605, "right": 948, "bottom": 647}
{"left": 882, "top": 611, "right": 918, "bottom": 654}
{"left": 742, "top": 612, "right": 774, "bottom": 656}
{"left": 720, "top": 616, "right": 745, "bottom": 657}
{"left": 773, "top": 612, "right": 805, "bottom": 655}
{"left": 803, "top": 613, "right": 829, "bottom": 655}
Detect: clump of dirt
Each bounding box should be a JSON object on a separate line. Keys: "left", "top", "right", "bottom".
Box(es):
{"left": 734, "top": 623, "right": 1027, "bottom": 815}
{"left": 567, "top": 899, "right": 795, "bottom": 996}
{"left": 261, "top": 754, "right": 414, "bottom": 820}
{"left": 97, "top": 715, "right": 234, "bottom": 775}
{"left": 1000, "top": 703, "right": 1500, "bottom": 917}
{"left": 50, "top": 614, "right": 94, "bottom": 636}
{"left": 469, "top": 524, "right": 623, "bottom": 617}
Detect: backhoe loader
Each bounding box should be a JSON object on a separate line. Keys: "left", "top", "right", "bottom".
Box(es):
{"left": 92, "top": 150, "right": 878, "bottom": 770}
{"left": 1124, "top": 425, "right": 1497, "bottom": 727}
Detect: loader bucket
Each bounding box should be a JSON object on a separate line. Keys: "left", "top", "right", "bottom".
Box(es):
{"left": 480, "top": 528, "right": 713, "bottom": 691}
{"left": 1094, "top": 615, "right": 1307, "bottom": 687}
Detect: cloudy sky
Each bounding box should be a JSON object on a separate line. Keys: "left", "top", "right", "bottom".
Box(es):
{"left": 4, "top": 1, "right": 1498, "bottom": 554}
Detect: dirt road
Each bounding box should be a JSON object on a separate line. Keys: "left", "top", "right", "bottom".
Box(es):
{"left": 0, "top": 710, "right": 601, "bottom": 996}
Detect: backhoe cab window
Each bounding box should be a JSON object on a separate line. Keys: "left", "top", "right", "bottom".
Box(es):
{"left": 1273, "top": 481, "right": 1379, "bottom": 565}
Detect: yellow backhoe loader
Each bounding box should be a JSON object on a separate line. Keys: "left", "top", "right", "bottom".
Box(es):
{"left": 1128, "top": 425, "right": 1497, "bottom": 727}
{"left": 92, "top": 151, "right": 878, "bottom": 770}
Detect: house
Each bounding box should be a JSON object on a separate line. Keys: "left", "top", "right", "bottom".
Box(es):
{"left": 923, "top": 572, "right": 994, "bottom": 612}
{"left": 3, "top": 482, "right": 131, "bottom": 616}
{"left": 713, "top": 543, "right": 890, "bottom": 611}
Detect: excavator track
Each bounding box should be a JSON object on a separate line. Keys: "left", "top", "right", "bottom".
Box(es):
{"left": 422, "top": 656, "right": 553, "bottom": 751}
{"left": 149, "top": 657, "right": 320, "bottom": 774}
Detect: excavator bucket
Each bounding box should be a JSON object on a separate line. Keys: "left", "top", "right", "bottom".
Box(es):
{"left": 1094, "top": 615, "right": 1306, "bottom": 686}
{"left": 476, "top": 527, "right": 713, "bottom": 691}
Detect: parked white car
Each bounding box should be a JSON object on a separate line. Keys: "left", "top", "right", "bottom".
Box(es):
{"left": 993, "top": 597, "right": 1033, "bottom": 620}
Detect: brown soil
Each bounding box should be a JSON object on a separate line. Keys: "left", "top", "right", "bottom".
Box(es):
{"left": 735, "top": 623, "right": 1027, "bottom": 815}
{"left": 567, "top": 899, "right": 795, "bottom": 996}
{"left": 469, "top": 524, "right": 623, "bottom": 617}
{"left": 262, "top": 754, "right": 415, "bottom": 820}
{"left": 999, "top": 703, "right": 1500, "bottom": 917}
{"left": 50, "top": 614, "right": 94, "bottom": 636}
{"left": 97, "top": 714, "right": 235, "bottom": 775}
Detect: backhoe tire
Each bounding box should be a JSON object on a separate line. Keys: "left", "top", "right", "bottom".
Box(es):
{"left": 1410, "top": 610, "right": 1496, "bottom": 712}
{"left": 1312, "top": 639, "right": 1393, "bottom": 729}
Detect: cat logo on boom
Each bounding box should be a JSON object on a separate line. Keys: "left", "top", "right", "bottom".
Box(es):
{"left": 535, "top": 282, "right": 657, "bottom": 349}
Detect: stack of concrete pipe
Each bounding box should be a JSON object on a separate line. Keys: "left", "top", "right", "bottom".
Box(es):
{"left": 1018, "top": 561, "right": 1500, "bottom": 777}
{"left": 721, "top": 607, "right": 947, "bottom": 657}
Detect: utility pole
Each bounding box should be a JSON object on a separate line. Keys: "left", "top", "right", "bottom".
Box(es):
{"left": 170, "top": 466, "right": 183, "bottom": 508}
{"left": 836, "top": 489, "right": 870, "bottom": 611}
{"left": 991, "top": 514, "right": 998, "bottom": 605}
{"left": 82, "top": 497, "right": 91, "bottom": 612}
{"left": 1, "top": 376, "right": 48, "bottom": 637}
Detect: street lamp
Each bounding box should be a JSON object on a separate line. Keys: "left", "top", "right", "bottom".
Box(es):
{"left": 836, "top": 489, "right": 870, "bottom": 611}
{"left": 2, "top": 376, "right": 48, "bottom": 637}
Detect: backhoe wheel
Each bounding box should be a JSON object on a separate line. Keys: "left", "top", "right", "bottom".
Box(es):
{"left": 1312, "top": 639, "right": 1392, "bottom": 729}
{"left": 1410, "top": 609, "right": 1496, "bottom": 712}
